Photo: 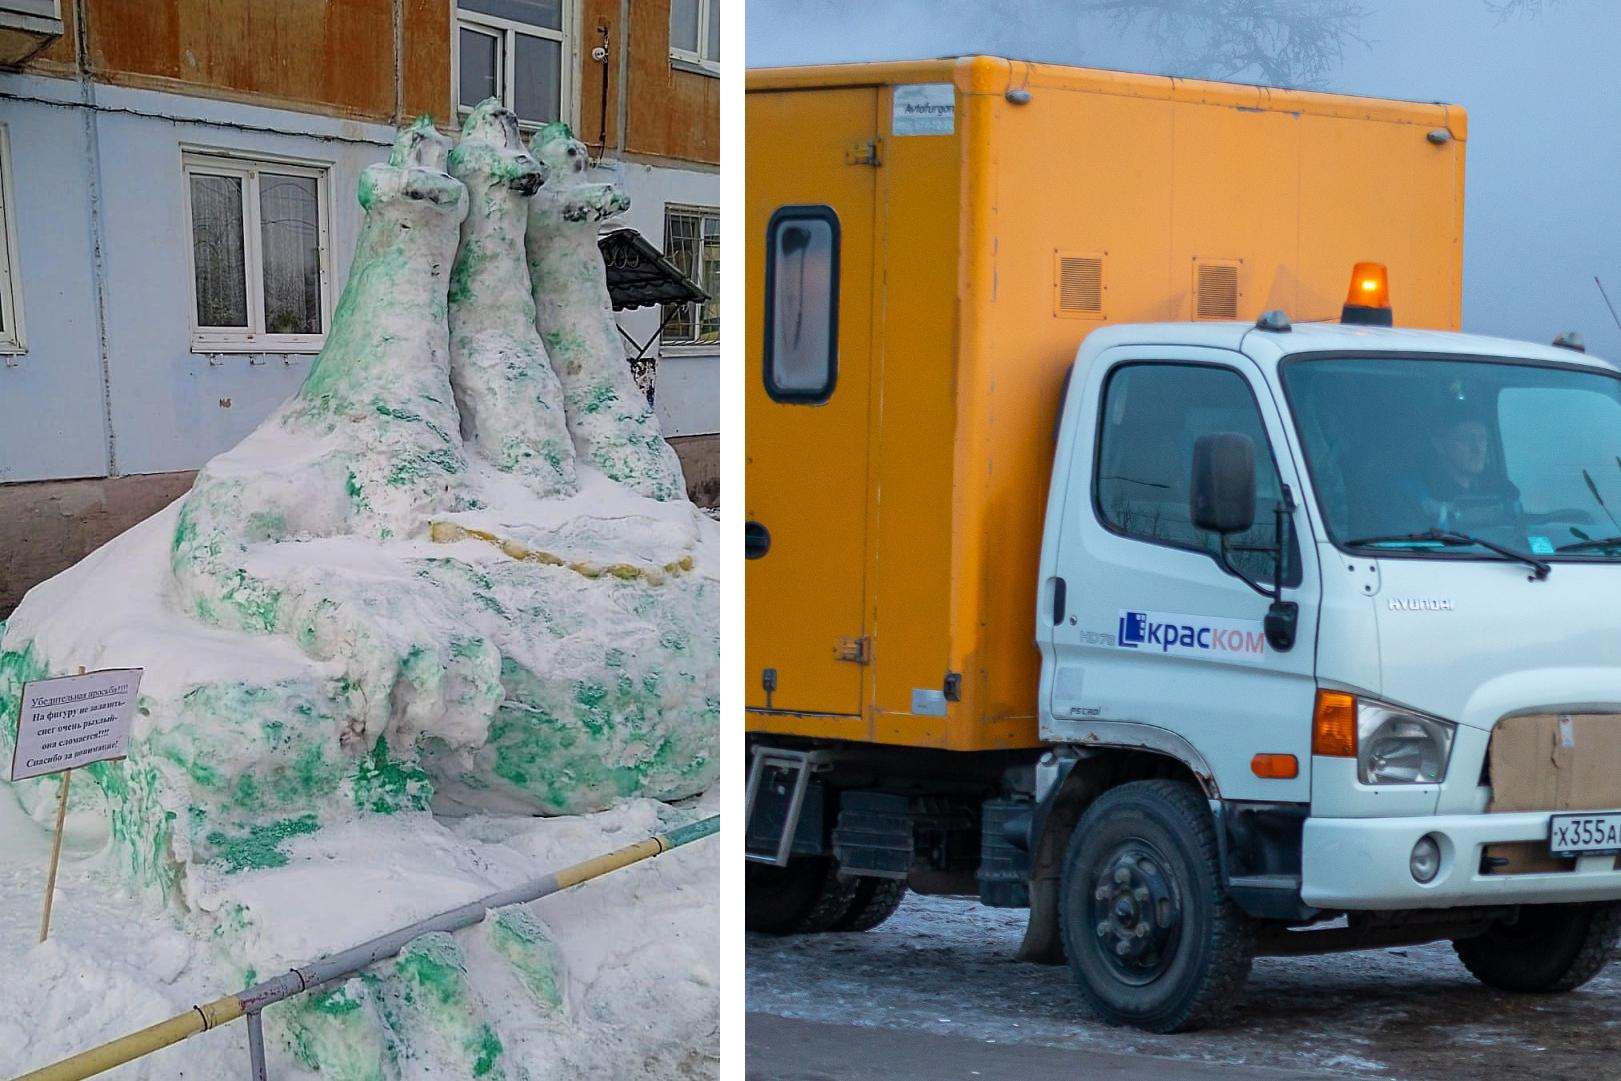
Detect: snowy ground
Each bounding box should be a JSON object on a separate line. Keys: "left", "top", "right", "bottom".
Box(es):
{"left": 0, "top": 787, "right": 718, "bottom": 1080}
{"left": 747, "top": 893, "right": 1621, "bottom": 1080}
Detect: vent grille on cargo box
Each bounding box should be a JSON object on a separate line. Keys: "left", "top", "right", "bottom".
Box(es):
{"left": 1194, "top": 261, "right": 1240, "bottom": 320}
{"left": 1054, "top": 252, "right": 1104, "bottom": 318}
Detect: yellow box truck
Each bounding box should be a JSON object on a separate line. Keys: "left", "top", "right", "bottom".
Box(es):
{"left": 749, "top": 56, "right": 1621, "bottom": 1032}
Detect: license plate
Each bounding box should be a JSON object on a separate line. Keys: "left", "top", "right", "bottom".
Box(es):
{"left": 1549, "top": 813, "right": 1621, "bottom": 856}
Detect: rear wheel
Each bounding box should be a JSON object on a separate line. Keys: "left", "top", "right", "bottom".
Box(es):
{"left": 1059, "top": 779, "right": 1255, "bottom": 1033}
{"left": 1453, "top": 902, "right": 1621, "bottom": 992}
{"left": 832, "top": 877, "right": 908, "bottom": 932}
{"left": 745, "top": 857, "right": 857, "bottom": 934}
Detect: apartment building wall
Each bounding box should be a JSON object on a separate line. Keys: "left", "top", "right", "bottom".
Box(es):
{"left": 0, "top": 0, "right": 718, "bottom": 614}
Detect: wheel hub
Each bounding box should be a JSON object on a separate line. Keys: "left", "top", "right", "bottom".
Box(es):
{"left": 1089, "top": 843, "right": 1181, "bottom": 984}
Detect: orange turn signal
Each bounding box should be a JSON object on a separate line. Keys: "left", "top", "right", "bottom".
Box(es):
{"left": 1313, "top": 690, "right": 1358, "bottom": 757}
{"left": 1251, "top": 753, "right": 1299, "bottom": 779}
{"left": 1344, "top": 261, "right": 1390, "bottom": 309}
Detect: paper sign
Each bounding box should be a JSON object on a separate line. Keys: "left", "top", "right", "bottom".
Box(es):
{"left": 893, "top": 83, "right": 955, "bottom": 136}
{"left": 10, "top": 669, "right": 142, "bottom": 781}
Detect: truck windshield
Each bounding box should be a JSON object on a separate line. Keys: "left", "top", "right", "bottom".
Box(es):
{"left": 1282, "top": 356, "right": 1621, "bottom": 560}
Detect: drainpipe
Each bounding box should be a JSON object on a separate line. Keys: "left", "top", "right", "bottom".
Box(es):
{"left": 615, "top": 0, "right": 630, "bottom": 158}
{"left": 392, "top": 0, "right": 404, "bottom": 124}
{"left": 74, "top": 0, "right": 116, "bottom": 477}
{"left": 594, "top": 18, "right": 610, "bottom": 157}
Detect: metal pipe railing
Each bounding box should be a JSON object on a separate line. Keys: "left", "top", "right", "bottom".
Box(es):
{"left": 11, "top": 814, "right": 719, "bottom": 1081}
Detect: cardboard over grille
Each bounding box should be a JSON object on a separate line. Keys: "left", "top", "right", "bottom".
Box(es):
{"left": 1484, "top": 712, "right": 1621, "bottom": 874}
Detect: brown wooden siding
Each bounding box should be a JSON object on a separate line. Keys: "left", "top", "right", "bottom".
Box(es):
{"left": 580, "top": 0, "right": 717, "bottom": 166}
{"left": 404, "top": 0, "right": 453, "bottom": 127}
{"left": 28, "top": 0, "right": 77, "bottom": 71}
{"left": 16, "top": 0, "right": 449, "bottom": 126}
{"left": 12, "top": 1, "right": 708, "bottom": 164}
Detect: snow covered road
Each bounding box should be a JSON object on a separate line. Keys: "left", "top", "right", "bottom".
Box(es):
{"left": 746, "top": 893, "right": 1621, "bottom": 1080}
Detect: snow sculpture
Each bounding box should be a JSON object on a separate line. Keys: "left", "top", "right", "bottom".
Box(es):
{"left": 0, "top": 105, "right": 716, "bottom": 1080}
{"left": 448, "top": 101, "right": 577, "bottom": 496}
{"left": 526, "top": 123, "right": 687, "bottom": 501}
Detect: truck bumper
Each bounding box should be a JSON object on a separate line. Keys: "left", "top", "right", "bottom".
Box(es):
{"left": 1302, "top": 811, "right": 1621, "bottom": 909}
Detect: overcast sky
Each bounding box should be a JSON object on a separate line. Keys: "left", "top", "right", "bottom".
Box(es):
{"left": 746, "top": 0, "right": 1621, "bottom": 357}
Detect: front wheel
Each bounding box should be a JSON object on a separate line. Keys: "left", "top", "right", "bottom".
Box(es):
{"left": 1059, "top": 780, "right": 1256, "bottom": 1033}
{"left": 745, "top": 857, "right": 857, "bottom": 934}
{"left": 1453, "top": 902, "right": 1621, "bottom": 992}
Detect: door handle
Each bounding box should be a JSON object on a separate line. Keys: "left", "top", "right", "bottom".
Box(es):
{"left": 746, "top": 520, "right": 771, "bottom": 559}
{"left": 1051, "top": 576, "right": 1067, "bottom": 626}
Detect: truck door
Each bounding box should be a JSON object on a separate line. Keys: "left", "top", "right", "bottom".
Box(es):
{"left": 1043, "top": 347, "right": 1320, "bottom": 803}
{"left": 745, "top": 87, "right": 878, "bottom": 716}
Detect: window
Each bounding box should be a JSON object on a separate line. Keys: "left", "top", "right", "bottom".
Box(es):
{"left": 1285, "top": 355, "right": 1621, "bottom": 562}
{"left": 669, "top": 0, "right": 719, "bottom": 74}
{"left": 455, "top": 0, "right": 569, "bottom": 127}
{"left": 0, "top": 0, "right": 61, "bottom": 18}
{"left": 183, "top": 152, "right": 330, "bottom": 353}
{"left": 0, "top": 125, "right": 24, "bottom": 354}
{"left": 762, "top": 205, "right": 838, "bottom": 404}
{"left": 1096, "top": 363, "right": 1299, "bottom": 584}
{"left": 663, "top": 205, "right": 720, "bottom": 348}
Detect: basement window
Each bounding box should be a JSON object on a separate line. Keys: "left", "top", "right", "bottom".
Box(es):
{"left": 0, "top": 125, "right": 24, "bottom": 353}
{"left": 455, "top": 0, "right": 570, "bottom": 127}
{"left": 183, "top": 151, "right": 331, "bottom": 354}
{"left": 764, "top": 205, "right": 839, "bottom": 404}
{"left": 669, "top": 0, "right": 719, "bottom": 76}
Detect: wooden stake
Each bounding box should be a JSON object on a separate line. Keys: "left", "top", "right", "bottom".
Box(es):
{"left": 39, "top": 768, "right": 71, "bottom": 943}
{"left": 39, "top": 665, "right": 85, "bottom": 944}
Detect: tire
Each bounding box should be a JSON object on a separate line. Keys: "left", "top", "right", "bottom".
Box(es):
{"left": 1058, "top": 779, "right": 1256, "bottom": 1033}
{"left": 745, "top": 857, "right": 858, "bottom": 934}
{"left": 831, "top": 876, "right": 908, "bottom": 932}
{"left": 1453, "top": 902, "right": 1621, "bottom": 992}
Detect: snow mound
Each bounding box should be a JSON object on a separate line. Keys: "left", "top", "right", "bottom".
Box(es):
{"left": 0, "top": 105, "right": 716, "bottom": 1079}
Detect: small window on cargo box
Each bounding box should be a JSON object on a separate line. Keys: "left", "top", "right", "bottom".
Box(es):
{"left": 764, "top": 205, "right": 839, "bottom": 404}
{"left": 1095, "top": 362, "right": 1300, "bottom": 586}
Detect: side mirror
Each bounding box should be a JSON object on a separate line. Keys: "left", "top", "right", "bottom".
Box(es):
{"left": 1190, "top": 433, "right": 1256, "bottom": 535}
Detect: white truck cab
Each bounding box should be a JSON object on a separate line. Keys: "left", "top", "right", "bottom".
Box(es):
{"left": 1031, "top": 311, "right": 1621, "bottom": 1028}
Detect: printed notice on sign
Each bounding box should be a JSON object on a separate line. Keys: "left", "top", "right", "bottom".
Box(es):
{"left": 10, "top": 668, "right": 141, "bottom": 781}
{"left": 893, "top": 83, "right": 955, "bottom": 136}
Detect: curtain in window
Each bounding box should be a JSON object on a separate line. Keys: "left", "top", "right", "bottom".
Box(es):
{"left": 190, "top": 174, "right": 248, "bottom": 328}
{"left": 260, "top": 174, "right": 322, "bottom": 335}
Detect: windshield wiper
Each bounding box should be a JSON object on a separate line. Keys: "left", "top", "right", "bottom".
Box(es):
{"left": 1556, "top": 535, "right": 1621, "bottom": 553}
{"left": 1342, "top": 529, "right": 1551, "bottom": 580}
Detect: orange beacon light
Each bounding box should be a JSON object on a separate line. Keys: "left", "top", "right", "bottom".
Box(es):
{"left": 1341, "top": 262, "right": 1393, "bottom": 327}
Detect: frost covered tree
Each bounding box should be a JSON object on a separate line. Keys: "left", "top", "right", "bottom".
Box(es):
{"left": 781, "top": 0, "right": 1370, "bottom": 88}
{"left": 1067, "top": 0, "right": 1370, "bottom": 87}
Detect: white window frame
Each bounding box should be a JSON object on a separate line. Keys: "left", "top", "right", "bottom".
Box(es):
{"left": 668, "top": 0, "right": 718, "bottom": 76}
{"left": 662, "top": 203, "right": 719, "bottom": 356}
{"left": 453, "top": 2, "right": 577, "bottom": 132}
{"left": 0, "top": 0, "right": 61, "bottom": 32}
{"left": 181, "top": 149, "right": 332, "bottom": 355}
{"left": 0, "top": 124, "right": 25, "bottom": 355}
{"left": 0, "top": 0, "right": 60, "bottom": 18}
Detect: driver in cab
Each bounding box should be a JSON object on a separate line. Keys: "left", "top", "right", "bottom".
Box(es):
{"left": 1403, "top": 400, "right": 1523, "bottom": 533}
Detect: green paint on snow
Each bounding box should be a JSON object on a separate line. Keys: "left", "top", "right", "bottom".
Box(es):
{"left": 288, "top": 979, "right": 390, "bottom": 1081}
{"left": 353, "top": 735, "right": 433, "bottom": 814}
{"left": 489, "top": 908, "right": 564, "bottom": 1010}
{"left": 205, "top": 813, "right": 320, "bottom": 871}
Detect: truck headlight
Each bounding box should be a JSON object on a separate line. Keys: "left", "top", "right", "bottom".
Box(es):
{"left": 1357, "top": 701, "right": 1455, "bottom": 785}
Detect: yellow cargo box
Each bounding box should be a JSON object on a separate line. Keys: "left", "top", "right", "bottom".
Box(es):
{"left": 745, "top": 56, "right": 1466, "bottom": 753}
